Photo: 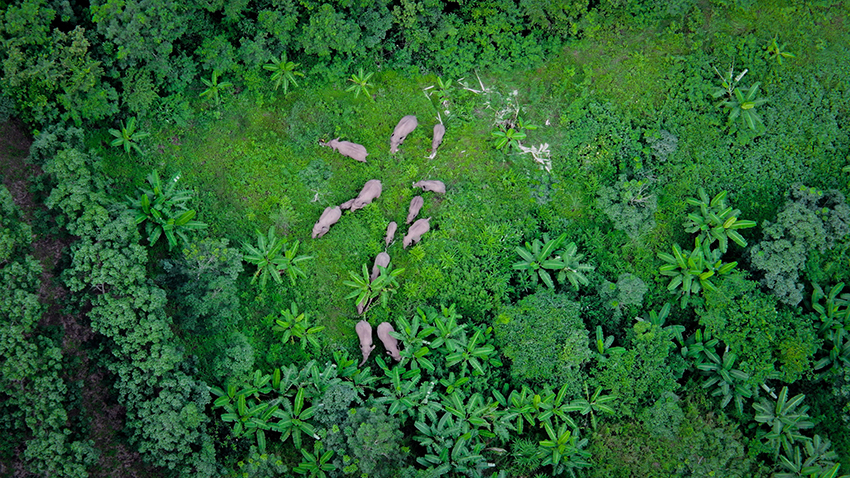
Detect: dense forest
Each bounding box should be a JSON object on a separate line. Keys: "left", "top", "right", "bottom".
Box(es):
{"left": 2, "top": 0, "right": 850, "bottom": 476}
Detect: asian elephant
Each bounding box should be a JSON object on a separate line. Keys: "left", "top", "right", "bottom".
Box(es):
{"left": 377, "top": 322, "right": 401, "bottom": 362}
{"left": 355, "top": 320, "right": 376, "bottom": 366}
{"left": 432, "top": 124, "right": 446, "bottom": 152}
{"left": 403, "top": 217, "right": 431, "bottom": 249}
{"left": 413, "top": 180, "right": 446, "bottom": 195}
{"left": 311, "top": 205, "right": 342, "bottom": 238}
{"left": 340, "top": 179, "right": 382, "bottom": 211}
{"left": 385, "top": 221, "right": 397, "bottom": 247}
{"left": 370, "top": 251, "right": 390, "bottom": 282}
{"left": 324, "top": 138, "right": 369, "bottom": 163}
{"left": 390, "top": 115, "right": 418, "bottom": 154}
{"left": 406, "top": 195, "right": 424, "bottom": 224}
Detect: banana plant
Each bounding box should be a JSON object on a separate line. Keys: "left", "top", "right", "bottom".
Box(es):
{"left": 513, "top": 232, "right": 567, "bottom": 289}
{"left": 270, "top": 387, "right": 320, "bottom": 450}
{"left": 811, "top": 283, "right": 850, "bottom": 378}
{"left": 776, "top": 435, "right": 841, "bottom": 478}
{"left": 374, "top": 366, "right": 421, "bottom": 419}
{"left": 719, "top": 82, "right": 768, "bottom": 131}
{"left": 128, "top": 170, "right": 208, "bottom": 249}
{"left": 440, "top": 372, "right": 470, "bottom": 395}
{"left": 766, "top": 37, "right": 796, "bottom": 66}
{"left": 414, "top": 411, "right": 462, "bottom": 452}
{"left": 537, "top": 383, "right": 581, "bottom": 429}
{"left": 392, "top": 314, "right": 437, "bottom": 373}
{"left": 591, "top": 325, "right": 626, "bottom": 362}
{"left": 683, "top": 188, "right": 756, "bottom": 254}
{"left": 272, "top": 302, "right": 325, "bottom": 350}
{"left": 679, "top": 328, "right": 721, "bottom": 368}
{"left": 658, "top": 237, "right": 737, "bottom": 304}
{"left": 346, "top": 68, "right": 375, "bottom": 100}
{"left": 263, "top": 52, "right": 304, "bottom": 94}
{"left": 492, "top": 386, "right": 537, "bottom": 434}
{"left": 491, "top": 127, "right": 527, "bottom": 152}
{"left": 343, "top": 263, "right": 404, "bottom": 315}
{"left": 243, "top": 226, "right": 314, "bottom": 288}
{"left": 416, "top": 435, "right": 492, "bottom": 478}
{"left": 636, "top": 303, "right": 685, "bottom": 344}
{"left": 697, "top": 348, "right": 752, "bottom": 415}
{"left": 210, "top": 378, "right": 279, "bottom": 453}
{"left": 571, "top": 384, "right": 617, "bottom": 430}
{"left": 200, "top": 71, "right": 233, "bottom": 105}
{"left": 108, "top": 116, "right": 149, "bottom": 155}
{"left": 446, "top": 326, "right": 498, "bottom": 376}
{"left": 429, "top": 304, "right": 468, "bottom": 354}
{"left": 293, "top": 441, "right": 335, "bottom": 478}
{"left": 539, "top": 423, "right": 592, "bottom": 474}
{"left": 753, "top": 386, "right": 814, "bottom": 456}
{"left": 443, "top": 390, "right": 500, "bottom": 440}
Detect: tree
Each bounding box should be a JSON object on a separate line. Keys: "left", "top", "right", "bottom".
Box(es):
{"left": 539, "top": 423, "right": 591, "bottom": 476}
{"left": 719, "top": 82, "right": 768, "bottom": 131}
{"left": 513, "top": 233, "right": 594, "bottom": 290}
{"left": 263, "top": 53, "right": 304, "bottom": 94}
{"left": 108, "top": 116, "right": 150, "bottom": 155}
{"left": 696, "top": 349, "right": 752, "bottom": 415}
{"left": 658, "top": 237, "right": 737, "bottom": 306}
{"left": 293, "top": 441, "right": 335, "bottom": 478}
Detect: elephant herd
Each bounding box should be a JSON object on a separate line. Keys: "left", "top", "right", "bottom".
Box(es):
{"left": 309, "top": 115, "right": 449, "bottom": 361}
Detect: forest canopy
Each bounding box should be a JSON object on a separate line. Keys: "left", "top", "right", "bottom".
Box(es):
{"left": 2, "top": 0, "right": 850, "bottom": 477}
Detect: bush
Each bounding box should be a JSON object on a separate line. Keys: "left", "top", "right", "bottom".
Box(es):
{"left": 495, "top": 290, "right": 591, "bottom": 394}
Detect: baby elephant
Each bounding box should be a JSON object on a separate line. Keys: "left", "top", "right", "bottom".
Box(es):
{"left": 413, "top": 180, "right": 446, "bottom": 195}
{"left": 385, "top": 221, "right": 397, "bottom": 247}
{"left": 370, "top": 252, "right": 390, "bottom": 282}
{"left": 390, "top": 115, "right": 418, "bottom": 154}
{"left": 432, "top": 124, "right": 446, "bottom": 152}
{"left": 340, "top": 179, "right": 382, "bottom": 212}
{"left": 403, "top": 217, "right": 431, "bottom": 249}
{"left": 325, "top": 138, "right": 369, "bottom": 162}
{"left": 377, "top": 322, "right": 401, "bottom": 362}
{"left": 356, "top": 320, "right": 376, "bottom": 366}
{"left": 406, "top": 196, "right": 424, "bottom": 224}
{"left": 312, "top": 206, "right": 342, "bottom": 238}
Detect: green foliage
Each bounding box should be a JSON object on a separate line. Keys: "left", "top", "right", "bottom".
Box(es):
{"left": 750, "top": 185, "right": 850, "bottom": 306}
{"left": 765, "top": 37, "right": 797, "bottom": 66}
{"left": 589, "top": 322, "right": 679, "bottom": 418}
{"left": 513, "top": 233, "right": 594, "bottom": 290}
{"left": 200, "top": 71, "right": 233, "bottom": 106}
{"left": 710, "top": 65, "right": 768, "bottom": 132}
{"left": 293, "top": 441, "right": 335, "bottom": 478}
{"left": 695, "top": 349, "right": 752, "bottom": 415}
{"left": 491, "top": 126, "right": 527, "bottom": 152}
{"left": 811, "top": 282, "right": 850, "bottom": 378}
{"left": 495, "top": 291, "right": 590, "bottom": 390}
{"left": 596, "top": 175, "right": 658, "bottom": 239}
{"left": 263, "top": 53, "right": 304, "bottom": 94}
{"left": 683, "top": 188, "right": 756, "bottom": 254}
{"left": 272, "top": 302, "right": 325, "bottom": 350}
{"left": 658, "top": 236, "right": 737, "bottom": 306}
{"left": 775, "top": 435, "right": 842, "bottom": 478}
{"left": 539, "top": 423, "right": 591, "bottom": 475}
{"left": 343, "top": 263, "right": 404, "bottom": 315}
{"left": 753, "top": 386, "right": 815, "bottom": 456}
{"left": 242, "top": 226, "right": 313, "bottom": 288}
{"left": 108, "top": 116, "right": 150, "bottom": 155}
{"left": 128, "top": 170, "right": 208, "bottom": 249}
{"left": 345, "top": 68, "right": 375, "bottom": 100}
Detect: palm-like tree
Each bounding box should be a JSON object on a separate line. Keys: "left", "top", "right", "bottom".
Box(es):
{"left": 200, "top": 71, "right": 233, "bottom": 105}
{"left": 445, "top": 327, "right": 497, "bottom": 376}
{"left": 108, "top": 116, "right": 150, "bottom": 155}
{"left": 753, "top": 386, "right": 814, "bottom": 456}
{"left": 128, "top": 170, "right": 208, "bottom": 249}
{"left": 392, "top": 314, "right": 437, "bottom": 372}
{"left": 293, "top": 441, "right": 335, "bottom": 478}
{"left": 263, "top": 53, "right": 304, "bottom": 94}
{"left": 270, "top": 387, "right": 319, "bottom": 450}
{"left": 242, "top": 226, "right": 314, "bottom": 288}
{"left": 719, "top": 82, "right": 768, "bottom": 131}
{"left": 343, "top": 263, "right": 403, "bottom": 315}
{"left": 272, "top": 302, "right": 325, "bottom": 350}
{"left": 346, "top": 68, "right": 375, "bottom": 100}
{"left": 697, "top": 349, "right": 752, "bottom": 415}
